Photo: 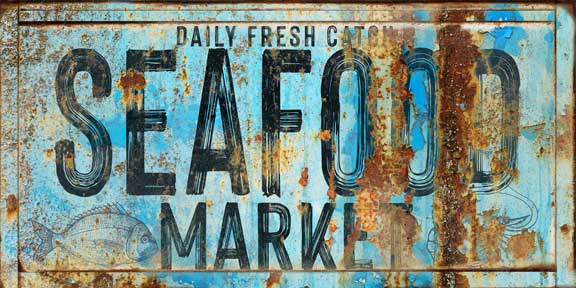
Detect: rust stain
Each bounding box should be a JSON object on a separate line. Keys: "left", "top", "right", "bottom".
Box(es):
{"left": 43, "top": 148, "right": 53, "bottom": 161}
{"left": 117, "top": 69, "right": 147, "bottom": 107}
{"left": 138, "top": 276, "right": 167, "bottom": 288}
{"left": 365, "top": 205, "right": 419, "bottom": 262}
{"left": 315, "top": 129, "right": 331, "bottom": 141}
{"left": 557, "top": 105, "right": 574, "bottom": 158}
{"left": 326, "top": 165, "right": 336, "bottom": 200}
{"left": 351, "top": 26, "right": 420, "bottom": 265}
{"left": 436, "top": 272, "right": 471, "bottom": 288}
{"left": 231, "top": 63, "right": 248, "bottom": 87}
{"left": 490, "top": 148, "right": 517, "bottom": 180}
{"left": 329, "top": 219, "right": 338, "bottom": 233}
{"left": 521, "top": 123, "right": 551, "bottom": 158}
{"left": 254, "top": 133, "right": 263, "bottom": 143}
{"left": 229, "top": 146, "right": 245, "bottom": 170}
{"left": 325, "top": 236, "right": 334, "bottom": 249}
{"left": 181, "top": 74, "right": 191, "bottom": 96}
{"left": 403, "top": 193, "right": 413, "bottom": 205}
{"left": 264, "top": 271, "right": 282, "bottom": 288}
{"left": 113, "top": 274, "right": 166, "bottom": 288}
{"left": 433, "top": 9, "right": 484, "bottom": 288}
{"left": 177, "top": 55, "right": 191, "bottom": 96}
{"left": 92, "top": 273, "right": 112, "bottom": 288}
{"left": 477, "top": 209, "right": 506, "bottom": 264}
{"left": 560, "top": 224, "right": 570, "bottom": 236}
{"left": 341, "top": 219, "right": 363, "bottom": 268}
{"left": 6, "top": 194, "right": 18, "bottom": 220}
{"left": 278, "top": 138, "right": 298, "bottom": 174}
{"left": 298, "top": 167, "right": 308, "bottom": 187}
{"left": 507, "top": 229, "right": 536, "bottom": 260}
{"left": 113, "top": 162, "right": 126, "bottom": 176}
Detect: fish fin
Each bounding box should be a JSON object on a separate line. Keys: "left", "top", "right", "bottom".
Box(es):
{"left": 67, "top": 203, "right": 129, "bottom": 228}
{"left": 32, "top": 220, "right": 56, "bottom": 262}
{"left": 505, "top": 215, "right": 531, "bottom": 227}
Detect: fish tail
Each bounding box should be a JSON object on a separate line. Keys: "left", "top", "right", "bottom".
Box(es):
{"left": 31, "top": 220, "right": 56, "bottom": 261}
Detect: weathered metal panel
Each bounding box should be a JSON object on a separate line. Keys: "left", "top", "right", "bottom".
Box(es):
{"left": 0, "top": 2, "right": 574, "bottom": 287}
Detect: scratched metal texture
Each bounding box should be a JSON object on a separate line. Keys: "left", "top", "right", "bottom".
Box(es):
{"left": 0, "top": 2, "right": 574, "bottom": 287}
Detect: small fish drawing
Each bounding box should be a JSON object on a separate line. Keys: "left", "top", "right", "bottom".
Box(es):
{"left": 31, "top": 203, "right": 158, "bottom": 266}
{"left": 426, "top": 227, "right": 438, "bottom": 261}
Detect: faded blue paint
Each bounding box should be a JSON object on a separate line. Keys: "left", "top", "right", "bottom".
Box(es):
{"left": 17, "top": 17, "right": 555, "bottom": 271}
{"left": 408, "top": 70, "right": 428, "bottom": 152}
{"left": 0, "top": 3, "right": 571, "bottom": 287}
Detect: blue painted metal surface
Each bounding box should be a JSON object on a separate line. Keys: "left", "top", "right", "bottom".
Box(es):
{"left": 0, "top": 2, "right": 574, "bottom": 287}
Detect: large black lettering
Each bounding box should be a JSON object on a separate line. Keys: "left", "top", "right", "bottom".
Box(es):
{"left": 402, "top": 48, "right": 438, "bottom": 196}
{"left": 187, "top": 48, "right": 249, "bottom": 196}
{"left": 301, "top": 202, "right": 336, "bottom": 270}
{"left": 125, "top": 49, "right": 176, "bottom": 195}
{"left": 55, "top": 49, "right": 112, "bottom": 197}
{"left": 258, "top": 203, "right": 292, "bottom": 270}
{"left": 161, "top": 202, "right": 206, "bottom": 269}
{"left": 262, "top": 49, "right": 311, "bottom": 197}
{"left": 321, "top": 49, "right": 372, "bottom": 197}
{"left": 214, "top": 203, "right": 250, "bottom": 269}
{"left": 470, "top": 49, "right": 519, "bottom": 193}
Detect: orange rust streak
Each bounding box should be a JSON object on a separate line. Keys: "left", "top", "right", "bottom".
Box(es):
{"left": 6, "top": 194, "right": 18, "bottom": 220}
{"left": 316, "top": 129, "right": 331, "bottom": 141}
{"left": 264, "top": 271, "right": 282, "bottom": 288}
{"left": 477, "top": 210, "right": 506, "bottom": 264}
{"left": 117, "top": 69, "right": 147, "bottom": 107}
{"left": 298, "top": 167, "right": 309, "bottom": 187}
{"left": 349, "top": 27, "right": 420, "bottom": 265}
{"left": 507, "top": 229, "right": 537, "bottom": 260}
{"left": 434, "top": 13, "right": 483, "bottom": 287}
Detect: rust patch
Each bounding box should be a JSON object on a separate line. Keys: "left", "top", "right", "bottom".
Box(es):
{"left": 403, "top": 193, "right": 413, "bottom": 205}
{"left": 264, "top": 271, "right": 282, "bottom": 288}
{"left": 92, "top": 273, "right": 112, "bottom": 288}
{"left": 431, "top": 10, "right": 485, "bottom": 22}
{"left": 113, "top": 162, "right": 126, "bottom": 176}
{"left": 477, "top": 209, "right": 506, "bottom": 264}
{"left": 341, "top": 219, "right": 363, "bottom": 268}
{"left": 325, "top": 236, "right": 334, "bottom": 249}
{"left": 6, "top": 194, "right": 18, "bottom": 219}
{"left": 326, "top": 165, "right": 337, "bottom": 200}
{"left": 490, "top": 148, "right": 518, "bottom": 180}
{"left": 348, "top": 26, "right": 421, "bottom": 265}
{"left": 298, "top": 167, "right": 308, "bottom": 187}
{"left": 507, "top": 229, "right": 536, "bottom": 260}
{"left": 556, "top": 105, "right": 574, "bottom": 158}
{"left": 437, "top": 272, "right": 470, "bottom": 288}
{"left": 316, "top": 129, "right": 331, "bottom": 141}
{"left": 254, "top": 134, "right": 263, "bottom": 143}
{"left": 43, "top": 148, "right": 53, "bottom": 161}
{"left": 177, "top": 55, "right": 191, "bottom": 96}
{"left": 433, "top": 9, "right": 484, "bottom": 287}
{"left": 117, "top": 69, "right": 147, "bottom": 107}
{"left": 115, "top": 275, "right": 167, "bottom": 288}
{"left": 560, "top": 224, "right": 570, "bottom": 236}
{"left": 329, "top": 219, "right": 338, "bottom": 233}
{"left": 365, "top": 205, "right": 420, "bottom": 263}
{"left": 139, "top": 276, "right": 167, "bottom": 288}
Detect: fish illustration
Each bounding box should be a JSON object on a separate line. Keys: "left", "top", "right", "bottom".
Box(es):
{"left": 31, "top": 203, "right": 158, "bottom": 266}
{"left": 426, "top": 226, "right": 437, "bottom": 261}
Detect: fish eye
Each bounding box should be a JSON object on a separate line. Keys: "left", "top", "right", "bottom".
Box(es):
{"left": 140, "top": 236, "right": 149, "bottom": 244}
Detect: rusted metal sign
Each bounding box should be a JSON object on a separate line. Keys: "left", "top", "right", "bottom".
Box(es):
{"left": 0, "top": 2, "right": 575, "bottom": 287}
